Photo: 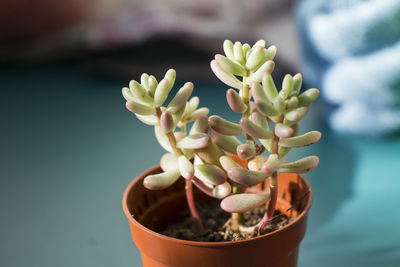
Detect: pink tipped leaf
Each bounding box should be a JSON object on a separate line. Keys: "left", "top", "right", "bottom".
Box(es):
{"left": 221, "top": 193, "right": 270, "bottom": 213}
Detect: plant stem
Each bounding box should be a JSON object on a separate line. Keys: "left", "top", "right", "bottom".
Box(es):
{"left": 155, "top": 107, "right": 204, "bottom": 232}
{"left": 185, "top": 179, "right": 204, "bottom": 232}
{"left": 257, "top": 115, "right": 283, "bottom": 231}
{"left": 231, "top": 73, "right": 252, "bottom": 231}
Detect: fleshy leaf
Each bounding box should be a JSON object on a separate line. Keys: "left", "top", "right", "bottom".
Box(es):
{"left": 261, "top": 154, "right": 280, "bottom": 176}
{"left": 279, "top": 131, "right": 321, "bottom": 148}
{"left": 223, "top": 40, "right": 235, "bottom": 62}
{"left": 262, "top": 74, "right": 278, "bottom": 101}
{"left": 135, "top": 114, "right": 159, "bottom": 126}
{"left": 210, "top": 60, "right": 243, "bottom": 90}
{"left": 182, "top": 97, "right": 199, "bottom": 119}
{"left": 215, "top": 54, "right": 246, "bottom": 76}
{"left": 143, "top": 169, "right": 181, "bottom": 190}
{"left": 213, "top": 182, "right": 232, "bottom": 199}
{"left": 221, "top": 193, "right": 270, "bottom": 213}
{"left": 233, "top": 41, "right": 245, "bottom": 64}
{"left": 219, "top": 155, "right": 241, "bottom": 171}
{"left": 280, "top": 74, "right": 293, "bottom": 99}
{"left": 273, "top": 96, "right": 286, "bottom": 113}
{"left": 160, "top": 110, "right": 175, "bottom": 133}
{"left": 240, "top": 118, "right": 273, "bottom": 139}
{"left": 164, "top": 69, "right": 176, "bottom": 92}
{"left": 210, "top": 129, "right": 241, "bottom": 154}
{"left": 178, "top": 155, "right": 194, "bottom": 179}
{"left": 209, "top": 115, "right": 243, "bottom": 136}
{"left": 236, "top": 141, "right": 256, "bottom": 160}
{"left": 189, "top": 116, "right": 209, "bottom": 135}
{"left": 154, "top": 78, "right": 171, "bottom": 107}
{"left": 147, "top": 75, "right": 158, "bottom": 96}
{"left": 285, "top": 107, "right": 309, "bottom": 122}
{"left": 279, "top": 156, "right": 319, "bottom": 173}
{"left": 176, "top": 133, "right": 210, "bottom": 149}
{"left": 192, "top": 177, "right": 214, "bottom": 197}
{"left": 246, "top": 60, "right": 275, "bottom": 83}
{"left": 140, "top": 73, "right": 149, "bottom": 90}
{"left": 287, "top": 96, "right": 299, "bottom": 109}
{"left": 228, "top": 167, "right": 267, "bottom": 186}
{"left": 251, "top": 82, "right": 269, "bottom": 103}
{"left": 184, "top": 107, "right": 209, "bottom": 122}
{"left": 298, "top": 88, "right": 319, "bottom": 107}
{"left": 248, "top": 157, "right": 264, "bottom": 171}
{"left": 167, "top": 82, "right": 193, "bottom": 113}
{"left": 195, "top": 164, "right": 227, "bottom": 185}
{"left": 291, "top": 73, "right": 302, "bottom": 96}
{"left": 160, "top": 153, "right": 178, "bottom": 172}
{"left": 226, "top": 89, "right": 247, "bottom": 113}
{"left": 246, "top": 46, "right": 265, "bottom": 71}
{"left": 274, "top": 123, "right": 293, "bottom": 138}
{"left": 254, "top": 99, "right": 279, "bottom": 117}
{"left": 126, "top": 101, "right": 155, "bottom": 116}
{"left": 154, "top": 126, "right": 173, "bottom": 153}
{"left": 250, "top": 111, "right": 269, "bottom": 130}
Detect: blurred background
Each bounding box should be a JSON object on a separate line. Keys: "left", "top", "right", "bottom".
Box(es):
{"left": 1, "top": 0, "right": 399, "bottom": 266}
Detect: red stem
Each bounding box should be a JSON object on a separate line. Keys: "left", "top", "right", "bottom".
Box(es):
{"left": 257, "top": 115, "right": 283, "bottom": 232}
{"left": 185, "top": 179, "right": 204, "bottom": 232}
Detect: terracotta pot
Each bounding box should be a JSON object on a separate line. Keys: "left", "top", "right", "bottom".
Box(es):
{"left": 122, "top": 165, "right": 313, "bottom": 267}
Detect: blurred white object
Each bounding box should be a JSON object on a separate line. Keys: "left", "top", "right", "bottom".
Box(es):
{"left": 301, "top": 0, "right": 400, "bottom": 136}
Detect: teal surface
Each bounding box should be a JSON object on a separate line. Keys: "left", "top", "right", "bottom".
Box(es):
{"left": 1, "top": 64, "right": 399, "bottom": 266}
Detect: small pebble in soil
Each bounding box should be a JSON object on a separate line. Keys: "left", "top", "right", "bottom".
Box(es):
{"left": 161, "top": 202, "right": 295, "bottom": 242}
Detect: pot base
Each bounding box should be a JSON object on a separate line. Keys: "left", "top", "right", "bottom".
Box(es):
{"left": 123, "top": 165, "right": 312, "bottom": 267}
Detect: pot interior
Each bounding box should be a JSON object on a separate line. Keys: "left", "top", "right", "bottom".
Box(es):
{"left": 125, "top": 166, "right": 311, "bottom": 233}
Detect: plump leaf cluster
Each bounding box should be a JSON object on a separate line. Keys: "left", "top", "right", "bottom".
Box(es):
{"left": 122, "top": 39, "right": 321, "bottom": 217}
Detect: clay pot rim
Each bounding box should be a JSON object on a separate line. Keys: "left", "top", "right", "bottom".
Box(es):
{"left": 122, "top": 164, "right": 313, "bottom": 247}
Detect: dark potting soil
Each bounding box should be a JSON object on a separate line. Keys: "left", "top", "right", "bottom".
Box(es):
{"left": 162, "top": 202, "right": 295, "bottom": 242}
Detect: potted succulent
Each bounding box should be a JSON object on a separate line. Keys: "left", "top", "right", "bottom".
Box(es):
{"left": 122, "top": 39, "right": 321, "bottom": 267}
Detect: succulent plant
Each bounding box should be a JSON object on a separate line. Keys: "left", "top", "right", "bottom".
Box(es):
{"left": 122, "top": 39, "right": 321, "bottom": 235}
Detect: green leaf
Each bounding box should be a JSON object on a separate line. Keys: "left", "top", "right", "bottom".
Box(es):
{"left": 279, "top": 156, "right": 319, "bottom": 173}
{"left": 160, "top": 110, "right": 175, "bottom": 133}
{"left": 143, "top": 169, "right": 181, "bottom": 190}
{"left": 226, "top": 89, "right": 247, "bottom": 113}
{"left": 210, "top": 60, "right": 243, "bottom": 90}
{"left": 189, "top": 116, "right": 209, "bottom": 135}
{"left": 154, "top": 78, "right": 172, "bottom": 107}
{"left": 240, "top": 118, "right": 273, "bottom": 139}
{"left": 210, "top": 129, "right": 241, "bottom": 154}
{"left": 223, "top": 40, "right": 235, "bottom": 61}
{"left": 126, "top": 100, "right": 155, "bottom": 116}
{"left": 176, "top": 133, "right": 211, "bottom": 149}
{"left": 178, "top": 155, "right": 194, "bottom": 179}
{"left": 215, "top": 54, "right": 246, "bottom": 76}
{"left": 279, "top": 131, "right": 321, "bottom": 148}
{"left": 262, "top": 74, "right": 278, "bottom": 101}
{"left": 221, "top": 193, "right": 270, "bottom": 213}
{"left": 167, "top": 82, "right": 193, "bottom": 113}
{"left": 246, "top": 60, "right": 275, "bottom": 84}
{"left": 236, "top": 140, "right": 256, "bottom": 160}
{"left": 213, "top": 182, "right": 232, "bottom": 199}
{"left": 261, "top": 154, "right": 280, "bottom": 175}
{"left": 274, "top": 123, "right": 293, "bottom": 138}
{"left": 219, "top": 155, "right": 241, "bottom": 171}
{"left": 228, "top": 167, "right": 267, "bottom": 186}
{"left": 129, "top": 80, "right": 153, "bottom": 104}
{"left": 209, "top": 115, "right": 243, "bottom": 136}
{"left": 298, "top": 88, "right": 319, "bottom": 107}
{"left": 195, "top": 164, "right": 227, "bottom": 185}
{"left": 233, "top": 41, "right": 245, "bottom": 64}
{"left": 160, "top": 153, "right": 178, "bottom": 172}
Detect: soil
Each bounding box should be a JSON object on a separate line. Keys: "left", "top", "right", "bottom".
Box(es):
{"left": 162, "top": 202, "right": 295, "bottom": 242}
